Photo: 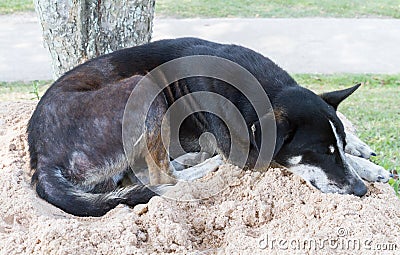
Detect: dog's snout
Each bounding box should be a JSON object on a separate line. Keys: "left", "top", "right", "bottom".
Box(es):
{"left": 351, "top": 181, "right": 368, "bottom": 197}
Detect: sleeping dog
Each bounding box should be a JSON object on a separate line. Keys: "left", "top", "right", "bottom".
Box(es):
{"left": 28, "top": 37, "right": 390, "bottom": 216}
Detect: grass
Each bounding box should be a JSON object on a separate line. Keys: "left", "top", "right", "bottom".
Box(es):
{"left": 0, "top": 0, "right": 34, "bottom": 14}
{"left": 155, "top": 0, "right": 400, "bottom": 18}
{"left": 1, "top": 0, "right": 400, "bottom": 18}
{"left": 0, "top": 75, "right": 399, "bottom": 193}
{"left": 0, "top": 80, "right": 50, "bottom": 101}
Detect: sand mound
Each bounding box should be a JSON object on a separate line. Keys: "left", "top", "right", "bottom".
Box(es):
{"left": 0, "top": 102, "right": 399, "bottom": 254}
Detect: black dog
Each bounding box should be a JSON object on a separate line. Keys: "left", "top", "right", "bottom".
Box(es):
{"left": 28, "top": 37, "right": 385, "bottom": 217}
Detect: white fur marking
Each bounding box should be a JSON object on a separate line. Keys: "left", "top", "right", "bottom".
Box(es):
{"left": 288, "top": 155, "right": 302, "bottom": 165}
{"left": 329, "top": 145, "right": 335, "bottom": 154}
{"left": 329, "top": 121, "right": 344, "bottom": 155}
{"left": 329, "top": 120, "right": 362, "bottom": 180}
{"left": 289, "top": 164, "right": 342, "bottom": 193}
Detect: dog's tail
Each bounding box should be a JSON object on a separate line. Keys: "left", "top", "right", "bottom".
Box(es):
{"left": 32, "top": 167, "right": 164, "bottom": 217}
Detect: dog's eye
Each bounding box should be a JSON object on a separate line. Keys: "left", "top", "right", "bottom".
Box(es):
{"left": 328, "top": 145, "right": 335, "bottom": 154}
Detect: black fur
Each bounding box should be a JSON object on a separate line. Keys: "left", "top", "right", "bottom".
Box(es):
{"left": 28, "top": 37, "right": 366, "bottom": 217}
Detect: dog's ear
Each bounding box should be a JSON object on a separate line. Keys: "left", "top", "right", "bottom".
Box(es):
{"left": 253, "top": 109, "right": 291, "bottom": 158}
{"left": 320, "top": 83, "right": 361, "bottom": 110}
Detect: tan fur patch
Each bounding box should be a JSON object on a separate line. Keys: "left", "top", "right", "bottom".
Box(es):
{"left": 273, "top": 107, "right": 287, "bottom": 122}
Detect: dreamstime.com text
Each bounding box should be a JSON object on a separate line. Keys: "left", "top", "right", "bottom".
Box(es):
{"left": 259, "top": 228, "right": 397, "bottom": 252}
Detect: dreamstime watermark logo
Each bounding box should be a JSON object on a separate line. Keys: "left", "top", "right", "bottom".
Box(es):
{"left": 121, "top": 55, "right": 277, "bottom": 201}
{"left": 258, "top": 227, "right": 398, "bottom": 251}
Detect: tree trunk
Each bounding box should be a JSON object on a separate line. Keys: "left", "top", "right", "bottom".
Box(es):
{"left": 34, "top": 0, "right": 156, "bottom": 79}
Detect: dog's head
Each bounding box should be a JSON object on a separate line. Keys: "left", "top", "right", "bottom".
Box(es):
{"left": 254, "top": 84, "right": 367, "bottom": 196}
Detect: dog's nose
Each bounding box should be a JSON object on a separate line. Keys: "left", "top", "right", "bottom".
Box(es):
{"left": 352, "top": 181, "right": 368, "bottom": 197}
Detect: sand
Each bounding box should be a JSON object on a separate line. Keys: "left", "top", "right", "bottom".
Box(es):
{"left": 0, "top": 101, "right": 399, "bottom": 255}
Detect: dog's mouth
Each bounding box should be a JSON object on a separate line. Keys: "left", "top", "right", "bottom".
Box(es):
{"left": 308, "top": 178, "right": 367, "bottom": 197}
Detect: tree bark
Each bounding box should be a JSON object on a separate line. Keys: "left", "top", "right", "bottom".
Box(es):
{"left": 34, "top": 0, "right": 156, "bottom": 79}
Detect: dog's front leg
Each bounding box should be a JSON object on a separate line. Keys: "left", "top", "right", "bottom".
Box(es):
{"left": 171, "top": 155, "right": 224, "bottom": 182}
{"left": 337, "top": 112, "right": 391, "bottom": 183}
{"left": 345, "top": 132, "right": 376, "bottom": 159}
{"left": 346, "top": 153, "right": 391, "bottom": 183}
{"left": 337, "top": 111, "right": 376, "bottom": 159}
{"left": 171, "top": 152, "right": 212, "bottom": 171}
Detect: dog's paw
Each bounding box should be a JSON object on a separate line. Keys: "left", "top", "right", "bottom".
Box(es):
{"left": 172, "top": 155, "right": 223, "bottom": 181}
{"left": 346, "top": 154, "right": 390, "bottom": 183}
{"left": 345, "top": 132, "right": 376, "bottom": 159}
{"left": 171, "top": 152, "right": 211, "bottom": 171}
{"left": 152, "top": 184, "right": 175, "bottom": 195}
{"left": 337, "top": 112, "right": 376, "bottom": 159}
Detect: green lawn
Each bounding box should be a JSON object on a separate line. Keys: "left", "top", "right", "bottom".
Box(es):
{"left": 1, "top": 75, "right": 399, "bottom": 193}
{"left": 155, "top": 0, "right": 400, "bottom": 18}
{"left": 0, "top": 0, "right": 34, "bottom": 14}
{"left": 0, "top": 80, "right": 50, "bottom": 101}
{"left": 1, "top": 0, "right": 400, "bottom": 18}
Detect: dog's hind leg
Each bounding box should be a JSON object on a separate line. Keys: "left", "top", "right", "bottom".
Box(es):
{"left": 346, "top": 153, "right": 391, "bottom": 183}
{"left": 142, "top": 90, "right": 177, "bottom": 185}
{"left": 145, "top": 151, "right": 176, "bottom": 185}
